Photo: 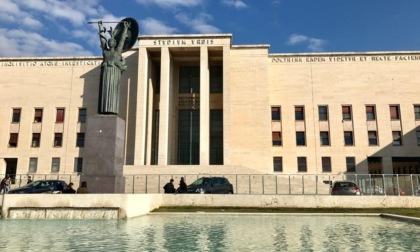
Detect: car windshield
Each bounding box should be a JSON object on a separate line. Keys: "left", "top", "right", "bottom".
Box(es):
{"left": 191, "top": 178, "right": 211, "bottom": 185}
{"left": 334, "top": 182, "right": 356, "bottom": 188}
{"left": 24, "top": 181, "right": 53, "bottom": 188}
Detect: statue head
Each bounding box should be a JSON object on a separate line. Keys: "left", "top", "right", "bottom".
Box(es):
{"left": 108, "top": 38, "right": 117, "bottom": 48}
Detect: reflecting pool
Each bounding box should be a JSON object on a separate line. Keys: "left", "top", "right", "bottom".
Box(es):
{"left": 1, "top": 214, "right": 420, "bottom": 251}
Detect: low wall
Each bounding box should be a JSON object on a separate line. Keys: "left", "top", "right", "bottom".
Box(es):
{"left": 2, "top": 194, "right": 420, "bottom": 219}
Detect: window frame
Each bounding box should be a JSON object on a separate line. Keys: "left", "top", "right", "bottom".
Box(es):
{"left": 29, "top": 157, "right": 38, "bottom": 173}
{"left": 9, "top": 133, "right": 18, "bottom": 147}
{"left": 31, "top": 133, "right": 41, "bottom": 147}
{"left": 322, "top": 157, "right": 332, "bottom": 172}
{"left": 273, "top": 157, "right": 283, "bottom": 172}
{"left": 51, "top": 157, "right": 60, "bottom": 173}
{"left": 271, "top": 106, "right": 281, "bottom": 121}
{"left": 346, "top": 157, "right": 356, "bottom": 172}
{"left": 56, "top": 108, "right": 65, "bottom": 123}
{"left": 272, "top": 131, "right": 282, "bottom": 146}
{"left": 366, "top": 105, "right": 376, "bottom": 121}
{"left": 414, "top": 105, "right": 420, "bottom": 120}
{"left": 297, "top": 157, "right": 307, "bottom": 172}
{"left": 54, "top": 133, "right": 63, "bottom": 147}
{"left": 389, "top": 105, "right": 400, "bottom": 120}
{"left": 12, "top": 108, "right": 21, "bottom": 123}
{"left": 392, "top": 131, "right": 402, "bottom": 146}
{"left": 78, "top": 108, "right": 87, "bottom": 123}
{"left": 320, "top": 131, "right": 330, "bottom": 146}
{"left": 295, "top": 106, "right": 304, "bottom": 121}
{"left": 344, "top": 131, "right": 354, "bottom": 146}
{"left": 318, "top": 105, "right": 328, "bottom": 121}
{"left": 34, "top": 108, "right": 43, "bottom": 123}
{"left": 74, "top": 157, "right": 83, "bottom": 173}
{"left": 296, "top": 131, "right": 306, "bottom": 146}
{"left": 76, "top": 133, "right": 85, "bottom": 147}
{"left": 342, "top": 105, "right": 352, "bottom": 121}
{"left": 368, "top": 131, "right": 378, "bottom": 146}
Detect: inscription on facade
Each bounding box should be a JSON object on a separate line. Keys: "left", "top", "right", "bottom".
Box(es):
{"left": 0, "top": 60, "right": 101, "bottom": 67}
{"left": 272, "top": 55, "right": 420, "bottom": 63}
{"left": 153, "top": 39, "right": 214, "bottom": 46}
{"left": 178, "top": 96, "right": 200, "bottom": 109}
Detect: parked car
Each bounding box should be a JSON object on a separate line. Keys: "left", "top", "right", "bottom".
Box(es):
{"left": 8, "top": 180, "right": 68, "bottom": 194}
{"left": 187, "top": 177, "right": 234, "bottom": 194}
{"left": 330, "top": 181, "right": 361, "bottom": 195}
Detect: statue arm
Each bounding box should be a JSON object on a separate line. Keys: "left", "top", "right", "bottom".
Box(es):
{"left": 116, "top": 21, "right": 130, "bottom": 53}
{"left": 98, "top": 21, "right": 107, "bottom": 49}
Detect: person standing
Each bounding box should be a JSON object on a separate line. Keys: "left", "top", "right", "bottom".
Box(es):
{"left": 177, "top": 177, "right": 187, "bottom": 194}
{"left": 163, "top": 179, "right": 176, "bottom": 194}
{"left": 27, "top": 176, "right": 33, "bottom": 184}
{"left": 63, "top": 182, "right": 76, "bottom": 194}
{"left": 1, "top": 175, "right": 11, "bottom": 194}
{"left": 77, "top": 181, "right": 89, "bottom": 194}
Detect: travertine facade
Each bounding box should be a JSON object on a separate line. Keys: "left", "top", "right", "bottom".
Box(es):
{"left": 1, "top": 34, "right": 420, "bottom": 177}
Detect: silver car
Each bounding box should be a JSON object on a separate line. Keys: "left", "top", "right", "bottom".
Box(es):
{"left": 331, "top": 181, "right": 361, "bottom": 195}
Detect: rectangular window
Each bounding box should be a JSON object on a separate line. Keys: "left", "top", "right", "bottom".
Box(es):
{"left": 273, "top": 157, "right": 283, "bottom": 172}
{"left": 56, "top": 108, "right": 65, "bottom": 123}
{"left": 320, "top": 131, "right": 329, "bottom": 146}
{"left": 368, "top": 131, "right": 378, "bottom": 146}
{"left": 210, "top": 110, "right": 224, "bottom": 165}
{"left": 179, "top": 66, "right": 200, "bottom": 93}
{"left": 415, "top": 105, "right": 420, "bottom": 120}
{"left": 295, "top": 106, "right": 304, "bottom": 120}
{"left": 74, "top": 157, "right": 83, "bottom": 173}
{"left": 31, "top": 133, "right": 40, "bottom": 147}
{"left": 271, "top": 107, "right": 281, "bottom": 121}
{"left": 342, "top": 106, "right": 352, "bottom": 121}
{"left": 390, "top": 105, "right": 400, "bottom": 120}
{"left": 346, "top": 157, "right": 356, "bottom": 172}
{"left": 76, "top": 133, "right": 85, "bottom": 147}
{"left": 322, "top": 157, "right": 331, "bottom": 172}
{"left": 178, "top": 110, "right": 200, "bottom": 164}
{"left": 51, "top": 158, "right": 60, "bottom": 173}
{"left": 344, "top": 131, "right": 354, "bottom": 146}
{"left": 29, "top": 158, "right": 38, "bottom": 173}
{"left": 297, "top": 157, "right": 307, "bottom": 172}
{"left": 417, "top": 131, "right": 420, "bottom": 146}
{"left": 392, "top": 131, "right": 402, "bottom": 146}
{"left": 78, "top": 108, "right": 87, "bottom": 123}
{"left": 318, "top": 106, "right": 328, "bottom": 121}
{"left": 210, "top": 66, "right": 223, "bottom": 93}
{"left": 34, "top": 108, "right": 43, "bottom": 123}
{"left": 366, "top": 105, "right": 376, "bottom": 120}
{"left": 54, "top": 133, "right": 63, "bottom": 147}
{"left": 9, "top": 133, "right": 18, "bottom": 147}
{"left": 296, "top": 131, "right": 306, "bottom": 146}
{"left": 272, "top": 132, "right": 282, "bottom": 146}
{"left": 12, "top": 108, "right": 21, "bottom": 123}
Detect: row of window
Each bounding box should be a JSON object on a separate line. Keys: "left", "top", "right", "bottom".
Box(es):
{"left": 9, "top": 133, "right": 85, "bottom": 148}
{"left": 11, "top": 108, "right": 87, "bottom": 123}
{"left": 272, "top": 130, "right": 409, "bottom": 146}
{"left": 28, "top": 157, "right": 83, "bottom": 173}
{"left": 273, "top": 156, "right": 356, "bottom": 173}
{"left": 271, "top": 104, "right": 420, "bottom": 121}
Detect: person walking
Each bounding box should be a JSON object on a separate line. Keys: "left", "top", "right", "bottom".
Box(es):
{"left": 1, "top": 175, "right": 11, "bottom": 194}
{"left": 163, "top": 179, "right": 176, "bottom": 194}
{"left": 77, "top": 181, "right": 89, "bottom": 194}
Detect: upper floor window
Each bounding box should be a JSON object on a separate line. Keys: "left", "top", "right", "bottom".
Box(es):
{"left": 12, "top": 108, "right": 21, "bottom": 123}
{"left": 29, "top": 157, "right": 38, "bottom": 173}
{"left": 366, "top": 105, "right": 376, "bottom": 120}
{"left": 271, "top": 107, "right": 281, "bottom": 121}
{"left": 320, "top": 131, "right": 330, "bottom": 146}
{"left": 390, "top": 105, "right": 400, "bottom": 120}
{"left": 414, "top": 105, "right": 420, "bottom": 120}
{"left": 179, "top": 66, "right": 200, "bottom": 93}
{"left": 416, "top": 131, "right": 420, "bottom": 146}
{"left": 272, "top": 132, "right": 282, "bottom": 146}
{"left": 295, "top": 106, "right": 304, "bottom": 121}
{"left": 273, "top": 157, "right": 282, "bottom": 172}
{"left": 74, "top": 157, "right": 83, "bottom": 173}
{"left": 31, "top": 133, "right": 40, "bottom": 147}
{"left": 318, "top": 106, "right": 328, "bottom": 121}
{"left": 368, "top": 131, "right": 378, "bottom": 146}
{"left": 51, "top": 158, "right": 60, "bottom": 173}
{"left": 76, "top": 133, "right": 85, "bottom": 147}
{"left": 346, "top": 157, "right": 356, "bottom": 172}
{"left": 322, "top": 157, "right": 331, "bottom": 172}
{"left": 344, "top": 131, "right": 354, "bottom": 146}
{"left": 56, "top": 108, "right": 65, "bottom": 123}
{"left": 9, "top": 133, "right": 18, "bottom": 147}
{"left": 54, "top": 133, "right": 63, "bottom": 147}
{"left": 78, "top": 108, "right": 87, "bottom": 123}
{"left": 392, "top": 131, "right": 402, "bottom": 146}
{"left": 210, "top": 66, "right": 223, "bottom": 93}
{"left": 342, "top": 106, "right": 352, "bottom": 121}
{"left": 296, "top": 131, "right": 306, "bottom": 146}
{"left": 297, "top": 157, "right": 307, "bottom": 172}
{"left": 34, "top": 108, "right": 43, "bottom": 123}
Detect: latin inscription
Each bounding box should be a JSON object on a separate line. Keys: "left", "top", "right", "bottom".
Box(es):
{"left": 272, "top": 55, "right": 420, "bottom": 63}
{"left": 0, "top": 60, "right": 101, "bottom": 67}
{"left": 153, "top": 39, "right": 214, "bottom": 46}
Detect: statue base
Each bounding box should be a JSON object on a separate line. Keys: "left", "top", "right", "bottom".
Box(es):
{"left": 81, "top": 115, "right": 125, "bottom": 193}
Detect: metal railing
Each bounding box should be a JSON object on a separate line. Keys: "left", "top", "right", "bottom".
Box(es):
{"left": 4, "top": 173, "right": 420, "bottom": 196}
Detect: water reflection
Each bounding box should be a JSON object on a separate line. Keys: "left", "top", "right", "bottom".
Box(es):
{"left": 0, "top": 215, "right": 419, "bottom": 251}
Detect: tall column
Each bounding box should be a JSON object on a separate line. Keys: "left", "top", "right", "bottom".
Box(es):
{"left": 134, "top": 47, "right": 149, "bottom": 165}
{"left": 158, "top": 47, "right": 171, "bottom": 165}
{"left": 200, "top": 46, "right": 210, "bottom": 165}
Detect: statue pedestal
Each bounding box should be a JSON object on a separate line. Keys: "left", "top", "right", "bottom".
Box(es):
{"left": 81, "top": 115, "right": 125, "bottom": 193}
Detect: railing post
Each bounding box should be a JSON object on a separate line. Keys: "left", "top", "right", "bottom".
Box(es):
{"left": 315, "top": 175, "right": 318, "bottom": 195}
{"left": 288, "top": 175, "right": 291, "bottom": 195}
{"left": 145, "top": 175, "right": 148, "bottom": 194}
{"left": 236, "top": 175, "right": 238, "bottom": 195}
{"left": 276, "top": 175, "right": 278, "bottom": 195}
{"left": 396, "top": 174, "right": 400, "bottom": 196}
{"left": 262, "top": 175, "right": 265, "bottom": 195}
{"left": 249, "top": 175, "right": 251, "bottom": 194}
{"left": 369, "top": 174, "right": 372, "bottom": 195}
{"left": 302, "top": 175, "right": 304, "bottom": 195}
{"left": 158, "top": 175, "right": 161, "bottom": 194}
{"left": 132, "top": 176, "right": 135, "bottom": 194}
{"left": 411, "top": 174, "right": 414, "bottom": 196}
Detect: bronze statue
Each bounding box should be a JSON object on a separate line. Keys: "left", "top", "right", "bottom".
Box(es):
{"left": 96, "top": 18, "right": 139, "bottom": 115}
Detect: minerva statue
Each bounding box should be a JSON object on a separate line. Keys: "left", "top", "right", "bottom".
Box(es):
{"left": 96, "top": 18, "right": 139, "bottom": 115}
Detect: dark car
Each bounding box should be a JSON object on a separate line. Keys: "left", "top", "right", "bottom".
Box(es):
{"left": 187, "top": 177, "right": 234, "bottom": 194}
{"left": 9, "top": 180, "right": 68, "bottom": 194}
{"left": 330, "top": 181, "right": 361, "bottom": 195}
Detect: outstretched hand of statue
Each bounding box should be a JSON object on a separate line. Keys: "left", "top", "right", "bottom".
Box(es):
{"left": 98, "top": 21, "right": 106, "bottom": 33}
{"left": 124, "top": 21, "right": 131, "bottom": 29}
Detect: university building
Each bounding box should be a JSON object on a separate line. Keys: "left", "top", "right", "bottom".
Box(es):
{"left": 1, "top": 34, "right": 420, "bottom": 178}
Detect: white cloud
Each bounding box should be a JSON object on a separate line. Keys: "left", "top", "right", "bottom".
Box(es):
{"left": 136, "top": 0, "right": 202, "bottom": 8}
{"left": 0, "top": 28, "right": 92, "bottom": 57}
{"left": 21, "top": 16, "right": 43, "bottom": 29}
{"left": 175, "top": 13, "right": 221, "bottom": 34}
{"left": 141, "top": 18, "right": 178, "bottom": 34}
{"left": 222, "top": 0, "right": 247, "bottom": 9}
{"left": 287, "top": 33, "right": 327, "bottom": 52}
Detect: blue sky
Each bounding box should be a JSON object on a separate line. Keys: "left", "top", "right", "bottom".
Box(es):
{"left": 1, "top": 0, "right": 420, "bottom": 57}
